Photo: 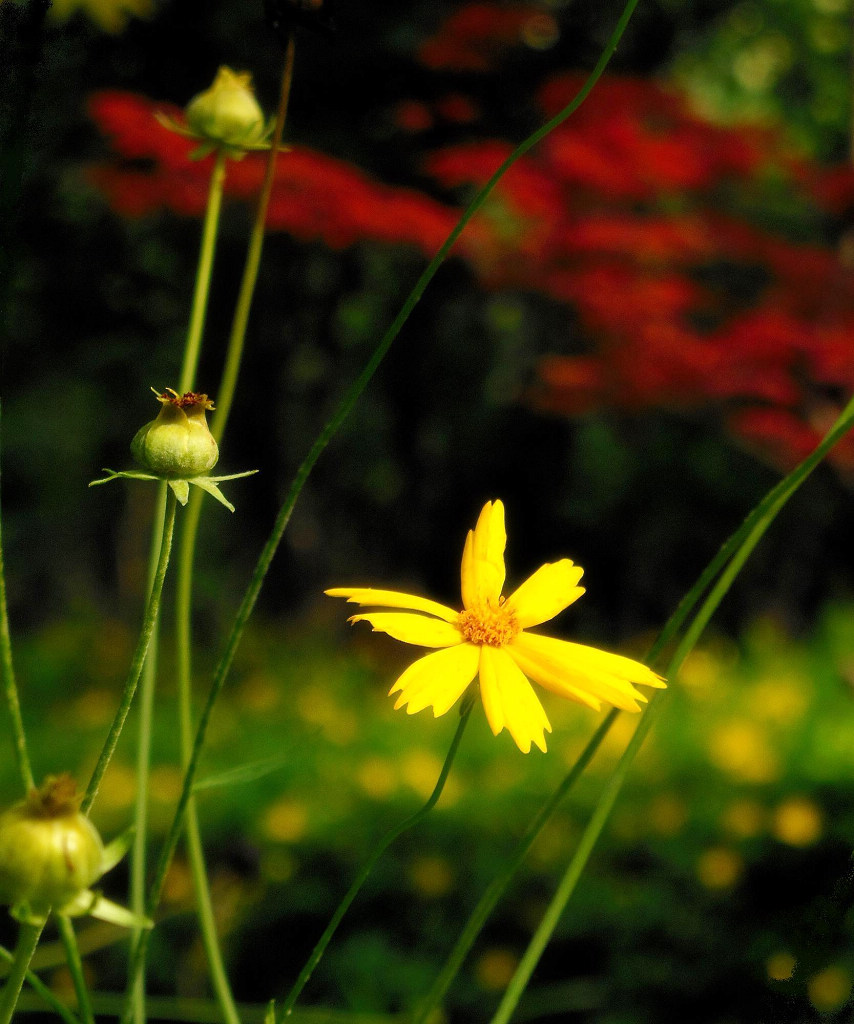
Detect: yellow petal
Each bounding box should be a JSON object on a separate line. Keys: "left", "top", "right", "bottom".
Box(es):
{"left": 390, "top": 643, "right": 480, "bottom": 717}
{"left": 504, "top": 560, "right": 585, "bottom": 628}
{"left": 325, "top": 587, "right": 459, "bottom": 623}
{"left": 507, "top": 643, "right": 603, "bottom": 712}
{"left": 349, "top": 612, "right": 463, "bottom": 648}
{"left": 510, "top": 631, "right": 664, "bottom": 713}
{"left": 479, "top": 645, "right": 551, "bottom": 753}
{"left": 460, "top": 500, "right": 506, "bottom": 611}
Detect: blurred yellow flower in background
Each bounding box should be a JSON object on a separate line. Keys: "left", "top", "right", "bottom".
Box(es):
{"left": 327, "top": 500, "right": 664, "bottom": 753}
{"left": 48, "top": 0, "right": 152, "bottom": 33}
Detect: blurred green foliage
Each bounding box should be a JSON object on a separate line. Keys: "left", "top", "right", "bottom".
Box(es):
{"left": 4, "top": 601, "right": 854, "bottom": 1021}
{"left": 3, "top": 1, "right": 854, "bottom": 1022}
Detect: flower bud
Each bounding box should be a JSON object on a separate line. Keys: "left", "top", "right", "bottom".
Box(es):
{"left": 131, "top": 389, "right": 219, "bottom": 478}
{"left": 0, "top": 775, "right": 105, "bottom": 916}
{"left": 185, "top": 67, "right": 266, "bottom": 149}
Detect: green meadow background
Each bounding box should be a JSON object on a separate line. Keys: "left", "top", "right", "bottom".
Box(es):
{"left": 3, "top": 0, "right": 854, "bottom": 1021}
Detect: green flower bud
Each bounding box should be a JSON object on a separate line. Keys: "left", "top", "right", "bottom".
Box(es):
{"left": 185, "top": 66, "right": 266, "bottom": 149}
{"left": 131, "top": 389, "right": 219, "bottom": 478}
{"left": 0, "top": 775, "right": 105, "bottom": 917}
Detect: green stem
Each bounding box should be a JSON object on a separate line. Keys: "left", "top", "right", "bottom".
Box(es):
{"left": 212, "top": 30, "right": 296, "bottom": 444}
{"left": 411, "top": 710, "right": 616, "bottom": 1024}
{"left": 0, "top": 401, "right": 35, "bottom": 793}
{"left": 117, "top": 8, "right": 656, "bottom": 1011}
{"left": 420, "top": 398, "right": 854, "bottom": 1023}
{"left": 82, "top": 489, "right": 178, "bottom": 815}
{"left": 174, "top": 490, "right": 241, "bottom": 1024}
{"left": 55, "top": 917, "right": 95, "bottom": 1024}
{"left": 486, "top": 398, "right": 854, "bottom": 1024}
{"left": 129, "top": 480, "right": 168, "bottom": 1024}
{"left": 277, "top": 702, "right": 473, "bottom": 1020}
{"left": 179, "top": 150, "right": 228, "bottom": 395}
{"left": 0, "top": 922, "right": 42, "bottom": 1024}
{"left": 167, "top": 39, "right": 298, "bottom": 1024}
{"left": 0, "top": 943, "right": 81, "bottom": 1024}
{"left": 489, "top": 695, "right": 666, "bottom": 1024}
{"left": 128, "top": 109, "right": 233, "bottom": 1024}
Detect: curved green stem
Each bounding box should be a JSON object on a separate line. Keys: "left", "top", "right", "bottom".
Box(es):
{"left": 167, "top": 38, "right": 298, "bottom": 1024}
{"left": 127, "top": 112, "right": 232, "bottom": 1024}
{"left": 82, "top": 489, "right": 178, "bottom": 815}
{"left": 0, "top": 942, "right": 81, "bottom": 1024}
{"left": 0, "top": 402, "right": 35, "bottom": 793}
{"left": 486, "top": 399, "right": 854, "bottom": 1024}
{"left": 179, "top": 149, "right": 228, "bottom": 395}
{"left": 174, "top": 490, "right": 241, "bottom": 1024}
{"left": 0, "top": 922, "right": 42, "bottom": 1024}
{"left": 212, "top": 30, "right": 296, "bottom": 443}
{"left": 129, "top": 481, "right": 167, "bottom": 1024}
{"left": 55, "top": 917, "right": 95, "bottom": 1024}
{"left": 118, "top": 10, "right": 663, "bottom": 1012}
{"left": 277, "top": 701, "right": 473, "bottom": 1021}
{"left": 420, "top": 397, "right": 854, "bottom": 1024}
{"left": 411, "top": 709, "right": 617, "bottom": 1024}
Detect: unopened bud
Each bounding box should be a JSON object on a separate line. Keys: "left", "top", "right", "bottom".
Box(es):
{"left": 185, "top": 67, "right": 266, "bottom": 149}
{"left": 131, "top": 389, "right": 219, "bottom": 478}
{"left": 0, "top": 776, "right": 105, "bottom": 916}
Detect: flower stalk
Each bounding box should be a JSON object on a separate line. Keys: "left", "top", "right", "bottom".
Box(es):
{"left": 131, "top": 135, "right": 229, "bottom": 1024}
{"left": 0, "top": 922, "right": 42, "bottom": 1024}
{"left": 276, "top": 700, "right": 474, "bottom": 1021}
{"left": 82, "top": 488, "right": 178, "bottom": 814}
{"left": 55, "top": 916, "right": 95, "bottom": 1024}
{"left": 0, "top": 404, "right": 34, "bottom": 794}
{"left": 167, "top": 34, "right": 297, "bottom": 1024}
{"left": 484, "top": 395, "right": 854, "bottom": 1024}
{"left": 0, "top": 942, "right": 81, "bottom": 1024}
{"left": 179, "top": 149, "right": 229, "bottom": 394}
{"left": 119, "top": 11, "right": 648, "bottom": 1014}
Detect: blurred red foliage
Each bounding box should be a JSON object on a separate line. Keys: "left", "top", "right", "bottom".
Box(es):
{"left": 86, "top": 64, "right": 854, "bottom": 475}
{"left": 416, "top": 2, "right": 558, "bottom": 72}
{"left": 420, "top": 72, "right": 854, "bottom": 475}
{"left": 87, "top": 92, "right": 460, "bottom": 256}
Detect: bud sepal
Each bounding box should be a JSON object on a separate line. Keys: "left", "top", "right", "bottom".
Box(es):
{"left": 156, "top": 66, "right": 280, "bottom": 160}
{"left": 0, "top": 775, "right": 151, "bottom": 928}
{"left": 89, "top": 389, "right": 257, "bottom": 512}
{"left": 91, "top": 468, "right": 256, "bottom": 512}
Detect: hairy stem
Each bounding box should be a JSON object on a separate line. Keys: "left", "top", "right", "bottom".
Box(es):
{"left": 55, "top": 917, "right": 95, "bottom": 1024}
{"left": 179, "top": 149, "right": 229, "bottom": 395}
{"left": 169, "top": 38, "right": 297, "bottom": 1024}
{"left": 0, "top": 923, "right": 43, "bottom": 1024}
{"left": 82, "top": 489, "right": 178, "bottom": 815}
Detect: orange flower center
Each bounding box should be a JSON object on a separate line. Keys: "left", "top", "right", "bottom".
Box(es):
{"left": 457, "top": 604, "right": 520, "bottom": 647}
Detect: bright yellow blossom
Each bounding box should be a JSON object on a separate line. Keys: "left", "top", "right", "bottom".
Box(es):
{"left": 327, "top": 500, "right": 665, "bottom": 753}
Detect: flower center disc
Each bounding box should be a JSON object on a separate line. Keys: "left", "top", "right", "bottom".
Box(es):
{"left": 458, "top": 605, "right": 519, "bottom": 647}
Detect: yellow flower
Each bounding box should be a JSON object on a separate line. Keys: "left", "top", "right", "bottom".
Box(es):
{"left": 327, "top": 500, "right": 665, "bottom": 753}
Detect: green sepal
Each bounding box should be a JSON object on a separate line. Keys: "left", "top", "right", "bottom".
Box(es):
{"left": 60, "top": 889, "right": 153, "bottom": 929}
{"left": 168, "top": 479, "right": 190, "bottom": 505}
{"left": 90, "top": 467, "right": 257, "bottom": 512}
{"left": 190, "top": 477, "right": 234, "bottom": 512}
{"left": 88, "top": 895, "right": 153, "bottom": 930}
{"left": 101, "top": 827, "right": 134, "bottom": 874}
{"left": 10, "top": 901, "right": 47, "bottom": 926}
{"left": 206, "top": 470, "right": 259, "bottom": 482}
{"left": 189, "top": 142, "right": 218, "bottom": 161}
{"left": 89, "top": 469, "right": 158, "bottom": 488}
{"left": 190, "top": 470, "right": 259, "bottom": 513}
